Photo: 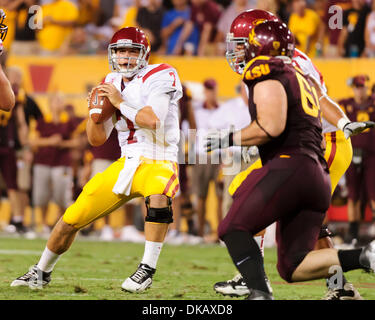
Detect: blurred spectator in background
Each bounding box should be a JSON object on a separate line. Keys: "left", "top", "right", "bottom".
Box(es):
{"left": 364, "top": 0, "right": 375, "bottom": 57}
{"left": 187, "top": 0, "right": 222, "bottom": 56}
{"left": 161, "top": 0, "right": 199, "bottom": 55}
{"left": 318, "top": 0, "right": 352, "bottom": 57}
{"left": 192, "top": 79, "right": 222, "bottom": 241}
{"left": 337, "top": 0, "right": 371, "bottom": 57}
{"left": 339, "top": 75, "right": 375, "bottom": 247}
{"left": 10, "top": 0, "right": 40, "bottom": 55}
{"left": 215, "top": 0, "right": 256, "bottom": 56}
{"left": 76, "top": 0, "right": 100, "bottom": 26}
{"left": 136, "top": 0, "right": 165, "bottom": 53}
{"left": 277, "top": 0, "right": 292, "bottom": 23}
{"left": 59, "top": 26, "right": 99, "bottom": 55}
{"left": 0, "top": 67, "right": 29, "bottom": 235}
{"left": 7, "top": 66, "right": 42, "bottom": 234}
{"left": 257, "top": 0, "right": 278, "bottom": 15}
{"left": 30, "top": 93, "right": 80, "bottom": 234}
{"left": 36, "top": 0, "right": 79, "bottom": 55}
{"left": 167, "top": 84, "right": 197, "bottom": 244}
{"left": 288, "top": 0, "right": 323, "bottom": 57}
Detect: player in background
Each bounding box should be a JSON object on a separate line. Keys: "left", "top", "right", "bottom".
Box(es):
{"left": 0, "top": 9, "right": 15, "bottom": 111}
{"left": 205, "top": 19, "right": 375, "bottom": 300}
{"left": 213, "top": 9, "right": 375, "bottom": 300}
{"left": 338, "top": 75, "right": 375, "bottom": 247}
{"left": 11, "top": 27, "right": 182, "bottom": 293}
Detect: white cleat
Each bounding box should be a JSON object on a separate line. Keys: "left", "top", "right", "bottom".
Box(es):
{"left": 359, "top": 240, "right": 375, "bottom": 272}
{"left": 11, "top": 265, "right": 51, "bottom": 289}
{"left": 121, "top": 263, "right": 155, "bottom": 293}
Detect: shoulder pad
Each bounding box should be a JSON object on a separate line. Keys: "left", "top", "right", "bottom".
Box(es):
{"left": 242, "top": 56, "right": 285, "bottom": 82}
{"left": 142, "top": 63, "right": 174, "bottom": 83}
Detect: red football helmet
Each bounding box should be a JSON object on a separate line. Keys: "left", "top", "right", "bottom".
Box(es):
{"left": 226, "top": 9, "right": 279, "bottom": 74}
{"left": 246, "top": 21, "right": 295, "bottom": 61}
{"left": 108, "top": 27, "right": 151, "bottom": 78}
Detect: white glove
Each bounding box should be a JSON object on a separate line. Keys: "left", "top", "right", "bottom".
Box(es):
{"left": 338, "top": 118, "right": 375, "bottom": 139}
{"left": 241, "top": 145, "right": 259, "bottom": 163}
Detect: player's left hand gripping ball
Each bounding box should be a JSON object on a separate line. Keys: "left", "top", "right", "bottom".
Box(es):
{"left": 343, "top": 121, "right": 375, "bottom": 139}
{"left": 204, "top": 130, "right": 235, "bottom": 152}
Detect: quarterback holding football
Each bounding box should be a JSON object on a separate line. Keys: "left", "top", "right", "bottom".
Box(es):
{"left": 11, "top": 27, "right": 183, "bottom": 293}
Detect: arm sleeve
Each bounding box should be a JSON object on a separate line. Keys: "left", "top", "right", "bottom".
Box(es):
{"left": 146, "top": 91, "right": 171, "bottom": 123}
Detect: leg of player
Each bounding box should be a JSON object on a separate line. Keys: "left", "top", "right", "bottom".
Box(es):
{"left": 121, "top": 194, "right": 172, "bottom": 293}
{"left": 213, "top": 232, "right": 267, "bottom": 297}
{"left": 10, "top": 218, "right": 79, "bottom": 288}
{"left": 291, "top": 242, "right": 375, "bottom": 282}
{"left": 315, "top": 228, "right": 363, "bottom": 300}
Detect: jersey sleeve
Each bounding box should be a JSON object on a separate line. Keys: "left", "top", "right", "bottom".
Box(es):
{"left": 293, "top": 54, "right": 327, "bottom": 94}
{"left": 142, "top": 65, "right": 183, "bottom": 103}
{"left": 242, "top": 56, "right": 287, "bottom": 85}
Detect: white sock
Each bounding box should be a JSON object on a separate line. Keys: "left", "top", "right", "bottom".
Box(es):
{"left": 254, "top": 235, "right": 265, "bottom": 257}
{"left": 141, "top": 241, "right": 163, "bottom": 269}
{"left": 37, "top": 247, "right": 60, "bottom": 273}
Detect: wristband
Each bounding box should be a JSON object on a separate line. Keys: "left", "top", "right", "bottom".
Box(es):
{"left": 119, "top": 101, "right": 138, "bottom": 123}
{"left": 337, "top": 117, "right": 351, "bottom": 131}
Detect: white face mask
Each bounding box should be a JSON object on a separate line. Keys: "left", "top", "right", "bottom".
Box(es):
{"left": 108, "top": 42, "right": 149, "bottom": 78}
{"left": 225, "top": 33, "right": 249, "bottom": 75}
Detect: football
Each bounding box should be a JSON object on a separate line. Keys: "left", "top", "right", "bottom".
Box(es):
{"left": 88, "top": 87, "right": 116, "bottom": 124}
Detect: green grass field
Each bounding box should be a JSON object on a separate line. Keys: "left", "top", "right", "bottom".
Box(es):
{"left": 0, "top": 236, "right": 374, "bottom": 300}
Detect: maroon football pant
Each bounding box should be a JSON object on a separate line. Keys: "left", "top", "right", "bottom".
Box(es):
{"left": 218, "top": 154, "right": 331, "bottom": 282}
{"left": 0, "top": 148, "right": 18, "bottom": 190}
{"left": 346, "top": 154, "right": 375, "bottom": 203}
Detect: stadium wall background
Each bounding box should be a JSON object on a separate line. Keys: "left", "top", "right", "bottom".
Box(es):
{"left": 2, "top": 56, "right": 373, "bottom": 230}
{"left": 7, "top": 56, "right": 375, "bottom": 116}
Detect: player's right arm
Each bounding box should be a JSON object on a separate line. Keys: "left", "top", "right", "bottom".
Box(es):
{"left": 233, "top": 79, "right": 287, "bottom": 146}
{"left": 86, "top": 85, "right": 114, "bottom": 146}
{"left": 0, "top": 64, "right": 15, "bottom": 111}
{"left": 309, "top": 75, "right": 375, "bottom": 138}
{"left": 86, "top": 116, "right": 109, "bottom": 146}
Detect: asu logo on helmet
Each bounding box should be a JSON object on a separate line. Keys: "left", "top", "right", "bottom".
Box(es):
{"left": 225, "top": 9, "right": 279, "bottom": 74}
{"left": 245, "top": 21, "right": 295, "bottom": 61}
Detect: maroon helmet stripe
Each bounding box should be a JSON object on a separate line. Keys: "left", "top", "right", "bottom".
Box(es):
{"left": 142, "top": 64, "right": 172, "bottom": 83}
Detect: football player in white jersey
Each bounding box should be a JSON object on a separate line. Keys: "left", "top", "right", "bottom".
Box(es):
{"left": 11, "top": 27, "right": 183, "bottom": 293}
{"left": 212, "top": 9, "right": 374, "bottom": 300}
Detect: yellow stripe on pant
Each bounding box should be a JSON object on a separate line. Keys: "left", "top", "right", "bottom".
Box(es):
{"left": 228, "top": 130, "right": 352, "bottom": 197}
{"left": 63, "top": 157, "right": 179, "bottom": 229}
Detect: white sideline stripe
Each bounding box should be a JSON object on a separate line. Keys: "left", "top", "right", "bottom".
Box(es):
{"left": 0, "top": 249, "right": 41, "bottom": 255}
{"left": 54, "top": 277, "right": 123, "bottom": 281}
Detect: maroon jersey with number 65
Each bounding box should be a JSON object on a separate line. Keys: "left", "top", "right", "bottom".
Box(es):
{"left": 242, "top": 56, "right": 325, "bottom": 167}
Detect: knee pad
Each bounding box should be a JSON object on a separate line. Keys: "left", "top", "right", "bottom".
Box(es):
{"left": 318, "top": 226, "right": 332, "bottom": 239}
{"left": 144, "top": 196, "right": 173, "bottom": 224}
